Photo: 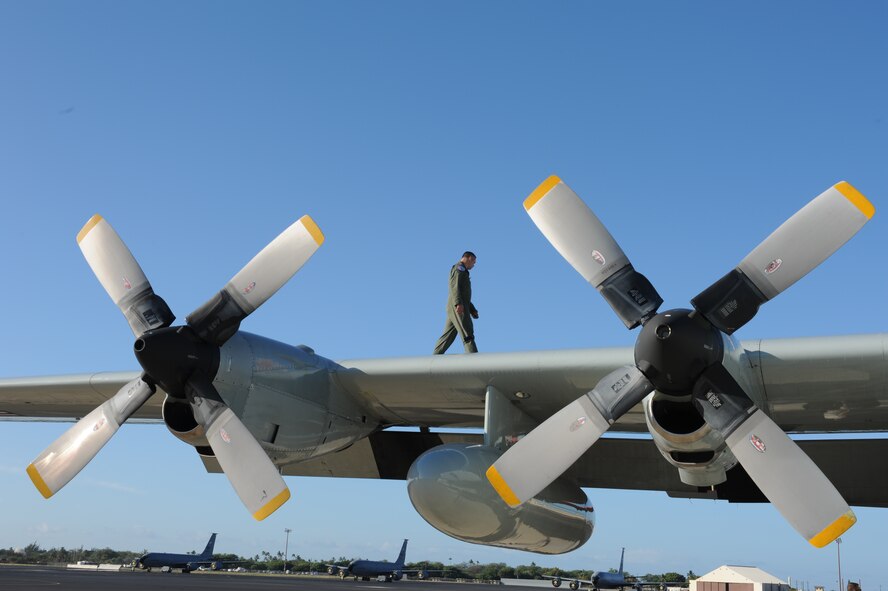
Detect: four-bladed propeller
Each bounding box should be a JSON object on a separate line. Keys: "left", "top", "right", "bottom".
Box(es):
{"left": 27, "top": 214, "right": 324, "bottom": 520}
{"left": 488, "top": 176, "right": 873, "bottom": 547}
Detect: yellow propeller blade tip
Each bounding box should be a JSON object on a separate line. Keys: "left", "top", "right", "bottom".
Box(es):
{"left": 26, "top": 464, "right": 54, "bottom": 499}
{"left": 808, "top": 510, "right": 857, "bottom": 548}
{"left": 834, "top": 181, "right": 875, "bottom": 220}
{"left": 76, "top": 214, "right": 103, "bottom": 244}
{"left": 524, "top": 175, "right": 562, "bottom": 211}
{"left": 252, "top": 488, "right": 291, "bottom": 521}
{"left": 485, "top": 465, "right": 521, "bottom": 507}
{"left": 299, "top": 215, "right": 325, "bottom": 246}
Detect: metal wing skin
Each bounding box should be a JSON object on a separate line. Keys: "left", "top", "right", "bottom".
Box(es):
{"left": 4, "top": 333, "right": 887, "bottom": 431}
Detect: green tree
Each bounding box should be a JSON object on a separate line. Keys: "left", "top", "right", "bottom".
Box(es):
{"left": 663, "top": 572, "right": 687, "bottom": 583}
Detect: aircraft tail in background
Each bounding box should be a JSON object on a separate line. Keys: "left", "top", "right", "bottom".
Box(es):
{"left": 200, "top": 533, "right": 217, "bottom": 559}
{"left": 618, "top": 547, "right": 625, "bottom": 576}
{"left": 395, "top": 539, "right": 408, "bottom": 568}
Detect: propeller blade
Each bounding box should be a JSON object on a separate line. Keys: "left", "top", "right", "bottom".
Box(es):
{"left": 692, "top": 364, "right": 855, "bottom": 547}
{"left": 26, "top": 377, "right": 155, "bottom": 498}
{"left": 187, "top": 384, "right": 290, "bottom": 520}
{"left": 77, "top": 215, "right": 175, "bottom": 336}
{"left": 692, "top": 181, "right": 874, "bottom": 334}
{"left": 487, "top": 366, "right": 653, "bottom": 506}
{"left": 524, "top": 176, "right": 662, "bottom": 328}
{"left": 187, "top": 215, "right": 325, "bottom": 345}
{"left": 726, "top": 409, "right": 856, "bottom": 547}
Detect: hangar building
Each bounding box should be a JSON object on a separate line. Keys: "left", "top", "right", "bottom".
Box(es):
{"left": 691, "top": 566, "right": 790, "bottom": 591}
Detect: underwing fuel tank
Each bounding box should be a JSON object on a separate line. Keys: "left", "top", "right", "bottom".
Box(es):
{"left": 407, "top": 443, "right": 593, "bottom": 554}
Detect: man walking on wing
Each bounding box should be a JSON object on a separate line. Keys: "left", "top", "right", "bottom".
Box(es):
{"left": 433, "top": 251, "right": 479, "bottom": 354}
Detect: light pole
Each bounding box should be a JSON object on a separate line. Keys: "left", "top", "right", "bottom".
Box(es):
{"left": 284, "top": 528, "right": 292, "bottom": 574}
{"left": 836, "top": 538, "right": 843, "bottom": 591}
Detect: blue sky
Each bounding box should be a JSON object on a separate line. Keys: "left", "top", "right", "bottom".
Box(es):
{"left": 1, "top": 0, "right": 886, "bottom": 587}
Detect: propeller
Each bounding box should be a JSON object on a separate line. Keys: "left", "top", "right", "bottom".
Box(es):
{"left": 76, "top": 214, "right": 175, "bottom": 336}
{"left": 27, "top": 214, "right": 324, "bottom": 520}
{"left": 488, "top": 176, "right": 873, "bottom": 546}
{"left": 487, "top": 365, "right": 653, "bottom": 506}
{"left": 27, "top": 376, "right": 154, "bottom": 498}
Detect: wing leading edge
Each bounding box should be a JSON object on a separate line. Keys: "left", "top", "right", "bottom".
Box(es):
{"left": 3, "top": 333, "right": 887, "bottom": 431}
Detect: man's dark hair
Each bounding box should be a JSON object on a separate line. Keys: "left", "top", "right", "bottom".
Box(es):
{"left": 462, "top": 251, "right": 476, "bottom": 259}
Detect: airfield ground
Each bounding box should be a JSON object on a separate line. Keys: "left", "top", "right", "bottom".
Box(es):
{"left": 0, "top": 564, "right": 518, "bottom": 590}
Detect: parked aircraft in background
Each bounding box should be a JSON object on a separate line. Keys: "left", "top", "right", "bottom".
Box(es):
{"left": 326, "top": 539, "right": 431, "bottom": 582}
{"left": 547, "top": 548, "right": 683, "bottom": 590}
{"left": 135, "top": 533, "right": 221, "bottom": 573}
{"left": 5, "top": 178, "right": 886, "bottom": 556}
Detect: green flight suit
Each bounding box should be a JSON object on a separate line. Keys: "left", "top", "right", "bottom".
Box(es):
{"left": 433, "top": 261, "right": 478, "bottom": 354}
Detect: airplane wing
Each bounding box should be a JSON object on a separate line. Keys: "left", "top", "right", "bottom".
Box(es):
{"left": 205, "top": 333, "right": 887, "bottom": 506}
{"left": 542, "top": 573, "right": 595, "bottom": 585}
{"left": 0, "top": 372, "right": 161, "bottom": 421}
{"left": 3, "top": 333, "right": 887, "bottom": 507}
{"left": 5, "top": 333, "right": 885, "bottom": 431}
{"left": 330, "top": 333, "right": 888, "bottom": 432}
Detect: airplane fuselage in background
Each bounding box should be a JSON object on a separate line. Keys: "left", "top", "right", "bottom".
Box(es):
{"left": 345, "top": 559, "right": 403, "bottom": 580}
{"left": 328, "top": 539, "right": 412, "bottom": 581}
{"left": 135, "top": 533, "right": 218, "bottom": 573}
{"left": 136, "top": 552, "right": 216, "bottom": 572}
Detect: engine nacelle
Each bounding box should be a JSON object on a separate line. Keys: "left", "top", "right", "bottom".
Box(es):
{"left": 407, "top": 443, "right": 594, "bottom": 554}
{"left": 643, "top": 391, "right": 738, "bottom": 487}
{"left": 161, "top": 396, "right": 212, "bottom": 454}
{"left": 417, "top": 570, "right": 429, "bottom": 580}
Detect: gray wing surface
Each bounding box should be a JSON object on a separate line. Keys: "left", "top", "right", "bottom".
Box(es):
{"left": 2, "top": 334, "right": 887, "bottom": 506}
{"left": 332, "top": 346, "right": 639, "bottom": 428}
{"left": 0, "top": 371, "right": 160, "bottom": 420}
{"left": 1, "top": 334, "right": 886, "bottom": 430}
{"left": 331, "top": 334, "right": 888, "bottom": 432}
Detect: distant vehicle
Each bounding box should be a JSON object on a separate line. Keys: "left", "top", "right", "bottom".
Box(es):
{"left": 326, "top": 539, "right": 434, "bottom": 582}
{"left": 546, "top": 548, "right": 683, "bottom": 591}
{"left": 134, "top": 533, "right": 223, "bottom": 573}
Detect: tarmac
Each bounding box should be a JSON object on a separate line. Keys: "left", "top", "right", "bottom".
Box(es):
{"left": 0, "top": 565, "right": 517, "bottom": 590}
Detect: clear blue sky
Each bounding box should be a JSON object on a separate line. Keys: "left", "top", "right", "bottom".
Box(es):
{"left": 1, "top": 0, "right": 886, "bottom": 587}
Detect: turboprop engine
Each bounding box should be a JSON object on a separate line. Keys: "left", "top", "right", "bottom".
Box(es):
{"left": 641, "top": 329, "right": 761, "bottom": 487}
{"left": 162, "top": 395, "right": 212, "bottom": 454}
{"left": 486, "top": 176, "right": 872, "bottom": 547}
{"left": 643, "top": 391, "right": 738, "bottom": 487}
{"left": 407, "top": 443, "right": 593, "bottom": 554}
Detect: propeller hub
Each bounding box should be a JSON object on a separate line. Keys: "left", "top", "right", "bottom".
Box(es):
{"left": 134, "top": 326, "right": 219, "bottom": 398}
{"left": 634, "top": 308, "right": 722, "bottom": 395}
